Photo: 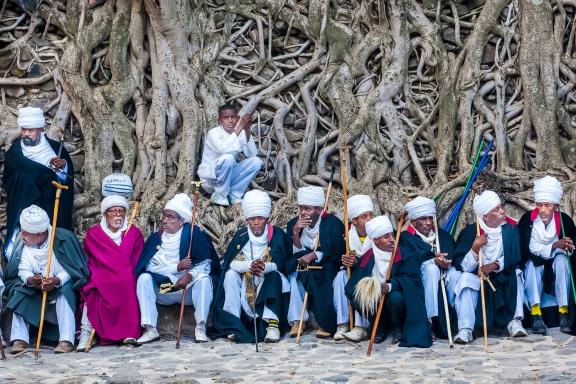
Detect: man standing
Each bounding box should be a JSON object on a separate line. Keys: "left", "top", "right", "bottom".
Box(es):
{"left": 78, "top": 195, "right": 145, "bottom": 351}
{"left": 210, "top": 190, "right": 290, "bottom": 343}
{"left": 451, "top": 191, "right": 527, "bottom": 344}
{"left": 286, "top": 186, "right": 345, "bottom": 338}
{"left": 197, "top": 104, "right": 262, "bottom": 206}
{"left": 3, "top": 107, "right": 74, "bottom": 256}
{"left": 135, "top": 194, "right": 221, "bottom": 344}
{"left": 333, "top": 194, "right": 374, "bottom": 342}
{"left": 345, "top": 215, "right": 432, "bottom": 347}
{"left": 519, "top": 176, "right": 576, "bottom": 334}
{"left": 4, "top": 205, "right": 88, "bottom": 354}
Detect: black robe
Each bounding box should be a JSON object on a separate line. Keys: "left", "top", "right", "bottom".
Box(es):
{"left": 286, "top": 213, "right": 345, "bottom": 333}
{"left": 4, "top": 228, "right": 88, "bottom": 342}
{"left": 3, "top": 137, "right": 75, "bottom": 242}
{"left": 135, "top": 223, "right": 222, "bottom": 284}
{"left": 399, "top": 226, "right": 456, "bottom": 338}
{"left": 453, "top": 220, "right": 521, "bottom": 333}
{"left": 518, "top": 210, "right": 576, "bottom": 330}
{"left": 208, "top": 225, "right": 290, "bottom": 343}
{"left": 344, "top": 245, "right": 432, "bottom": 348}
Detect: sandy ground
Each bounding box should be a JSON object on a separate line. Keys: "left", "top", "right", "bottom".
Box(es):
{"left": 1, "top": 328, "right": 575, "bottom": 384}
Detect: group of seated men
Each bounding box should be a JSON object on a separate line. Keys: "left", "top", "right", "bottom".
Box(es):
{"left": 0, "top": 106, "right": 575, "bottom": 354}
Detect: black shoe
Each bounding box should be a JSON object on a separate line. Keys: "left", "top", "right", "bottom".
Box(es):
{"left": 374, "top": 332, "right": 385, "bottom": 344}
{"left": 559, "top": 313, "right": 572, "bottom": 334}
{"left": 391, "top": 328, "right": 402, "bottom": 344}
{"left": 531, "top": 315, "right": 547, "bottom": 335}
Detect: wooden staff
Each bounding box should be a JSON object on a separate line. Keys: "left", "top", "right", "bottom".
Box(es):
{"left": 558, "top": 208, "right": 576, "bottom": 305}
{"left": 0, "top": 332, "right": 5, "bottom": 360}
{"left": 367, "top": 214, "right": 404, "bottom": 357}
{"left": 340, "top": 147, "right": 354, "bottom": 330}
{"left": 35, "top": 181, "right": 69, "bottom": 358}
{"left": 433, "top": 215, "right": 454, "bottom": 349}
{"left": 176, "top": 180, "right": 203, "bottom": 349}
{"left": 85, "top": 200, "right": 141, "bottom": 353}
{"left": 296, "top": 166, "right": 335, "bottom": 345}
{"left": 476, "top": 218, "right": 489, "bottom": 352}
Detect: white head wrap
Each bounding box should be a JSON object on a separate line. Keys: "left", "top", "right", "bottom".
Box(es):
{"left": 242, "top": 190, "right": 272, "bottom": 219}
{"left": 365, "top": 215, "right": 394, "bottom": 240}
{"left": 473, "top": 190, "right": 501, "bottom": 217}
{"left": 405, "top": 196, "right": 436, "bottom": 221}
{"left": 164, "top": 193, "right": 193, "bottom": 222}
{"left": 347, "top": 195, "right": 374, "bottom": 220}
{"left": 17, "top": 107, "right": 45, "bottom": 129}
{"left": 297, "top": 186, "right": 325, "bottom": 207}
{"left": 19, "top": 205, "right": 50, "bottom": 234}
{"left": 100, "top": 195, "right": 129, "bottom": 214}
{"left": 533, "top": 176, "right": 563, "bottom": 204}
{"left": 102, "top": 173, "right": 133, "bottom": 197}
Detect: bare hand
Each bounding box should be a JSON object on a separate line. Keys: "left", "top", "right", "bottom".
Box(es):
{"left": 42, "top": 277, "right": 60, "bottom": 292}
{"left": 481, "top": 262, "right": 499, "bottom": 276}
{"left": 298, "top": 252, "right": 317, "bottom": 267}
{"left": 27, "top": 274, "right": 43, "bottom": 289}
{"left": 177, "top": 257, "right": 192, "bottom": 272}
{"left": 434, "top": 253, "right": 451, "bottom": 269}
{"left": 250, "top": 259, "right": 265, "bottom": 277}
{"left": 173, "top": 273, "right": 192, "bottom": 291}
{"left": 381, "top": 283, "right": 390, "bottom": 295}
{"left": 238, "top": 114, "right": 252, "bottom": 130}
{"left": 553, "top": 237, "right": 575, "bottom": 252}
{"left": 342, "top": 253, "right": 357, "bottom": 268}
{"left": 472, "top": 234, "right": 487, "bottom": 255}
{"left": 294, "top": 215, "right": 313, "bottom": 233}
{"left": 50, "top": 157, "right": 66, "bottom": 169}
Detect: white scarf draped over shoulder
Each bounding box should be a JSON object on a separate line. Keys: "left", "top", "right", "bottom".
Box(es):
{"left": 147, "top": 227, "right": 183, "bottom": 282}
{"left": 478, "top": 218, "right": 504, "bottom": 264}
{"left": 100, "top": 216, "right": 128, "bottom": 246}
{"left": 529, "top": 214, "right": 559, "bottom": 260}
{"left": 349, "top": 225, "right": 372, "bottom": 257}
{"left": 372, "top": 245, "right": 393, "bottom": 284}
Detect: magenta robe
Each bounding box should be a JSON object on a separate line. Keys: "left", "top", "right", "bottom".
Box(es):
{"left": 82, "top": 225, "right": 144, "bottom": 344}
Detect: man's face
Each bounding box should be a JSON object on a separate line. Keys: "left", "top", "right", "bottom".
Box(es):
{"left": 162, "top": 209, "right": 184, "bottom": 234}
{"left": 105, "top": 206, "right": 126, "bottom": 232}
{"left": 218, "top": 108, "right": 239, "bottom": 133}
{"left": 247, "top": 216, "right": 268, "bottom": 236}
{"left": 411, "top": 216, "right": 434, "bottom": 236}
{"left": 299, "top": 205, "right": 323, "bottom": 226}
{"left": 536, "top": 202, "right": 558, "bottom": 225}
{"left": 352, "top": 211, "right": 373, "bottom": 236}
{"left": 374, "top": 232, "right": 395, "bottom": 252}
{"left": 21, "top": 230, "right": 48, "bottom": 248}
{"left": 483, "top": 204, "right": 506, "bottom": 228}
{"left": 21, "top": 128, "right": 42, "bottom": 146}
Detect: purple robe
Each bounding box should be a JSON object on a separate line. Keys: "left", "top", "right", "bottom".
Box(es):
{"left": 82, "top": 224, "right": 144, "bottom": 344}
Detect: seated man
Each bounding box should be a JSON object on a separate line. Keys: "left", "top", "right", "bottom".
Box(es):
{"left": 333, "top": 194, "right": 374, "bottom": 342}
{"left": 197, "top": 104, "right": 262, "bottom": 206}
{"left": 286, "top": 186, "right": 345, "bottom": 338}
{"left": 4, "top": 205, "right": 88, "bottom": 354}
{"left": 400, "top": 196, "right": 455, "bottom": 338}
{"left": 135, "top": 193, "right": 221, "bottom": 344}
{"left": 210, "top": 190, "right": 290, "bottom": 343}
{"left": 519, "top": 176, "right": 576, "bottom": 334}
{"left": 3, "top": 107, "right": 74, "bottom": 258}
{"left": 451, "top": 191, "right": 527, "bottom": 343}
{"left": 345, "top": 215, "right": 432, "bottom": 347}
{"left": 78, "top": 195, "right": 145, "bottom": 351}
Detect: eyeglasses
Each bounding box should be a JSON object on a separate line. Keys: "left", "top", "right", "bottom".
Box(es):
{"left": 106, "top": 208, "right": 126, "bottom": 216}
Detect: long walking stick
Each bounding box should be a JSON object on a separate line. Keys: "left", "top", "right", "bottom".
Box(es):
{"left": 340, "top": 147, "right": 354, "bottom": 330}
{"left": 175, "top": 181, "right": 203, "bottom": 349}
{"left": 367, "top": 214, "right": 404, "bottom": 357}
{"left": 433, "top": 216, "right": 454, "bottom": 349}
{"left": 476, "top": 218, "right": 489, "bottom": 352}
{"left": 558, "top": 208, "right": 576, "bottom": 305}
{"left": 0, "top": 332, "right": 5, "bottom": 360}
{"left": 35, "top": 181, "right": 69, "bottom": 358}
{"left": 85, "top": 201, "right": 141, "bottom": 353}
{"left": 249, "top": 243, "right": 260, "bottom": 352}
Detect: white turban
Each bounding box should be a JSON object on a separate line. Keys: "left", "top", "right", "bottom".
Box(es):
{"left": 348, "top": 195, "right": 374, "bottom": 220}
{"left": 100, "top": 195, "right": 129, "bottom": 214}
{"left": 365, "top": 215, "right": 394, "bottom": 240}
{"left": 17, "top": 107, "right": 45, "bottom": 129}
{"left": 533, "top": 176, "right": 563, "bottom": 204}
{"left": 19, "top": 205, "right": 50, "bottom": 234}
{"left": 242, "top": 190, "right": 272, "bottom": 219}
{"left": 164, "top": 193, "right": 193, "bottom": 222}
{"left": 297, "top": 186, "right": 325, "bottom": 207}
{"left": 405, "top": 196, "right": 436, "bottom": 221}
{"left": 473, "top": 190, "right": 501, "bottom": 217}
{"left": 102, "top": 173, "right": 133, "bottom": 198}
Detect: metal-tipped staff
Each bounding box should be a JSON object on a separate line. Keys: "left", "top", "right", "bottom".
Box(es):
{"left": 476, "top": 218, "right": 489, "bottom": 352}
{"left": 433, "top": 216, "right": 454, "bottom": 349}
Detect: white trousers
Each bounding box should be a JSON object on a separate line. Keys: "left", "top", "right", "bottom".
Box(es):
{"left": 10, "top": 294, "right": 75, "bottom": 344}
{"left": 421, "top": 261, "right": 441, "bottom": 319}
{"left": 524, "top": 257, "right": 570, "bottom": 308}
{"left": 288, "top": 272, "right": 309, "bottom": 324}
{"left": 212, "top": 155, "right": 262, "bottom": 198}
{"left": 136, "top": 273, "right": 212, "bottom": 329}
{"left": 332, "top": 270, "right": 369, "bottom": 328}
{"left": 454, "top": 269, "right": 524, "bottom": 330}
{"left": 222, "top": 269, "right": 278, "bottom": 321}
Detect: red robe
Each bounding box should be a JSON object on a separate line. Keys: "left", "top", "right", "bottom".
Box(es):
{"left": 82, "top": 225, "right": 144, "bottom": 344}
